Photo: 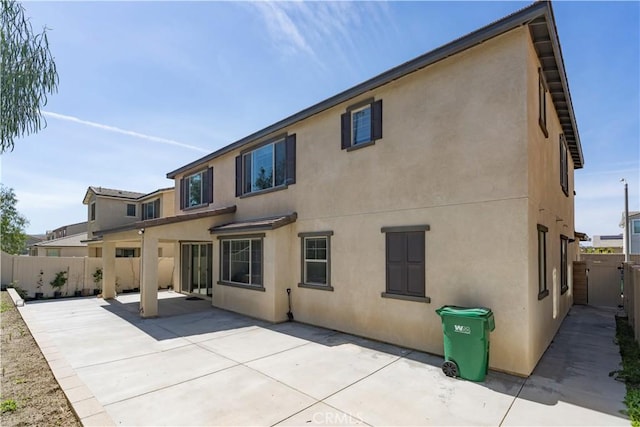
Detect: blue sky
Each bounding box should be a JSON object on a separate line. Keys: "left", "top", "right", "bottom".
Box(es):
{"left": 1, "top": 1, "right": 638, "bottom": 241}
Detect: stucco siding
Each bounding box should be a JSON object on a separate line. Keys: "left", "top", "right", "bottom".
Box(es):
{"left": 525, "top": 28, "right": 576, "bottom": 371}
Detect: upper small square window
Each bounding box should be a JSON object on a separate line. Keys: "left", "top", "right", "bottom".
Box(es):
{"left": 126, "top": 204, "right": 136, "bottom": 217}
{"left": 341, "top": 99, "right": 383, "bottom": 150}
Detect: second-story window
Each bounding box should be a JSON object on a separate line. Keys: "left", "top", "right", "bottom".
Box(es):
{"left": 180, "top": 167, "right": 213, "bottom": 209}
{"left": 538, "top": 68, "right": 548, "bottom": 138}
{"left": 126, "top": 204, "right": 136, "bottom": 217}
{"left": 142, "top": 199, "right": 161, "bottom": 220}
{"left": 559, "top": 134, "right": 569, "bottom": 196}
{"left": 235, "top": 134, "right": 296, "bottom": 197}
{"left": 90, "top": 202, "right": 96, "bottom": 221}
{"left": 341, "top": 98, "right": 382, "bottom": 150}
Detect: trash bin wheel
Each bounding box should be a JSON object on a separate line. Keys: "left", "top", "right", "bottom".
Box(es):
{"left": 442, "top": 360, "right": 458, "bottom": 378}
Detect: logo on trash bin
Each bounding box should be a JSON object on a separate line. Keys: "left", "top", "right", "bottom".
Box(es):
{"left": 454, "top": 325, "right": 471, "bottom": 334}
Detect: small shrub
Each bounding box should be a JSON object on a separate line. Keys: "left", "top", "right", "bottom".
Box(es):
{"left": 616, "top": 316, "right": 640, "bottom": 426}
{"left": 1, "top": 399, "right": 17, "bottom": 413}
{"left": 49, "top": 271, "right": 67, "bottom": 291}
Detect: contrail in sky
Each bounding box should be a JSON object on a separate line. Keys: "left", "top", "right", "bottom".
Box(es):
{"left": 42, "top": 111, "right": 209, "bottom": 153}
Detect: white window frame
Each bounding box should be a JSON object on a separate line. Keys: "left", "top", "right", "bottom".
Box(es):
{"left": 351, "top": 104, "right": 372, "bottom": 146}
{"left": 143, "top": 199, "right": 159, "bottom": 220}
{"left": 242, "top": 139, "right": 285, "bottom": 194}
{"left": 303, "top": 236, "right": 329, "bottom": 286}
{"left": 186, "top": 170, "right": 206, "bottom": 208}
{"left": 220, "top": 238, "right": 263, "bottom": 287}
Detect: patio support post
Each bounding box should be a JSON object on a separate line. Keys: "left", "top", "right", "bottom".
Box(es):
{"left": 102, "top": 242, "right": 116, "bottom": 299}
{"left": 172, "top": 241, "right": 180, "bottom": 292}
{"left": 140, "top": 235, "right": 158, "bottom": 317}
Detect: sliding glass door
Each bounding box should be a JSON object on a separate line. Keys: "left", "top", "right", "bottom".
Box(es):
{"left": 181, "top": 243, "right": 213, "bottom": 296}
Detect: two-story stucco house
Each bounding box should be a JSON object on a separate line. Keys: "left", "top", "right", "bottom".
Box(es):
{"left": 95, "top": 1, "right": 584, "bottom": 377}
{"left": 83, "top": 186, "right": 175, "bottom": 257}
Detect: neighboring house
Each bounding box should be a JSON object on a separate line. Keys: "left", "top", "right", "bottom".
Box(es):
{"left": 94, "top": 1, "right": 583, "bottom": 377}
{"left": 620, "top": 211, "right": 640, "bottom": 255}
{"left": 31, "top": 233, "right": 88, "bottom": 257}
{"left": 83, "top": 186, "right": 175, "bottom": 258}
{"left": 46, "top": 221, "right": 88, "bottom": 241}
{"left": 24, "top": 234, "right": 46, "bottom": 255}
{"left": 592, "top": 234, "right": 623, "bottom": 253}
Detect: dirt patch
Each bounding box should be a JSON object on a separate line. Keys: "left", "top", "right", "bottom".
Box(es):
{"left": 1, "top": 291, "right": 80, "bottom": 427}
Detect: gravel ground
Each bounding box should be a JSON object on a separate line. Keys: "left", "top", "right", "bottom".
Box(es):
{"left": 1, "top": 291, "right": 80, "bottom": 427}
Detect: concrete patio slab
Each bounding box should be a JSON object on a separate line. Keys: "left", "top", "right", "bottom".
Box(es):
{"left": 75, "top": 344, "right": 236, "bottom": 405}
{"left": 246, "top": 340, "right": 407, "bottom": 400}
{"left": 325, "top": 352, "right": 524, "bottom": 426}
{"left": 277, "top": 402, "right": 369, "bottom": 426}
{"left": 198, "top": 326, "right": 311, "bottom": 363}
{"left": 9, "top": 290, "right": 630, "bottom": 426}
{"left": 106, "top": 365, "right": 315, "bottom": 426}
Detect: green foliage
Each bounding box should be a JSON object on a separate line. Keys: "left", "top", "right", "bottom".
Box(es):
{"left": 0, "top": 300, "right": 10, "bottom": 313}
{"left": 1, "top": 399, "right": 17, "bottom": 413}
{"left": 1, "top": 0, "right": 59, "bottom": 152}
{"left": 615, "top": 316, "right": 640, "bottom": 425}
{"left": 92, "top": 268, "right": 102, "bottom": 285}
{"left": 0, "top": 185, "right": 29, "bottom": 255}
{"left": 627, "top": 388, "right": 640, "bottom": 427}
{"left": 49, "top": 271, "right": 67, "bottom": 290}
{"left": 11, "top": 283, "right": 27, "bottom": 299}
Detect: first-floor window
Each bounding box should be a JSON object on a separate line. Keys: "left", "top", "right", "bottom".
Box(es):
{"left": 560, "top": 235, "right": 568, "bottom": 294}
{"left": 221, "top": 238, "right": 263, "bottom": 286}
{"left": 299, "top": 231, "right": 332, "bottom": 287}
{"left": 538, "top": 224, "right": 548, "bottom": 299}
{"left": 46, "top": 248, "right": 60, "bottom": 257}
{"left": 382, "top": 226, "right": 429, "bottom": 298}
{"left": 116, "top": 248, "right": 139, "bottom": 258}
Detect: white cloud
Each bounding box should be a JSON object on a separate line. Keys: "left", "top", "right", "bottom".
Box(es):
{"left": 42, "top": 111, "right": 209, "bottom": 153}
{"left": 251, "top": 2, "right": 314, "bottom": 57}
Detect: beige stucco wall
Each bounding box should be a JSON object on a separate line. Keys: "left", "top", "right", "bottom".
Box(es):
{"left": 525, "top": 31, "right": 576, "bottom": 371}
{"left": 153, "top": 26, "right": 581, "bottom": 376}
{"left": 35, "top": 246, "right": 87, "bottom": 257}
{"left": 1, "top": 254, "right": 173, "bottom": 297}
{"left": 87, "top": 195, "right": 139, "bottom": 239}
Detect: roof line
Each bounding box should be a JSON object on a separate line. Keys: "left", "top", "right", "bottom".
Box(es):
{"left": 168, "top": 1, "right": 583, "bottom": 178}
{"left": 97, "top": 205, "right": 237, "bottom": 236}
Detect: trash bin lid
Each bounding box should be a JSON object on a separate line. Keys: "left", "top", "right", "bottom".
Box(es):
{"left": 436, "top": 305, "right": 492, "bottom": 318}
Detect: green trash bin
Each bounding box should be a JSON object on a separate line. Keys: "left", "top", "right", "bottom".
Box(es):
{"left": 435, "top": 305, "right": 495, "bottom": 382}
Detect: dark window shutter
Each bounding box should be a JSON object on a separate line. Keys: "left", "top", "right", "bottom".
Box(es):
{"left": 286, "top": 134, "right": 296, "bottom": 185}
{"left": 179, "top": 178, "right": 186, "bottom": 210}
{"left": 386, "top": 233, "right": 407, "bottom": 295}
{"left": 341, "top": 112, "right": 351, "bottom": 150}
{"left": 154, "top": 199, "right": 160, "bottom": 219}
{"left": 142, "top": 203, "right": 147, "bottom": 221}
{"left": 207, "top": 167, "right": 214, "bottom": 203}
{"left": 371, "top": 99, "right": 383, "bottom": 140}
{"left": 235, "top": 155, "right": 242, "bottom": 197}
{"left": 406, "top": 232, "right": 425, "bottom": 297}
